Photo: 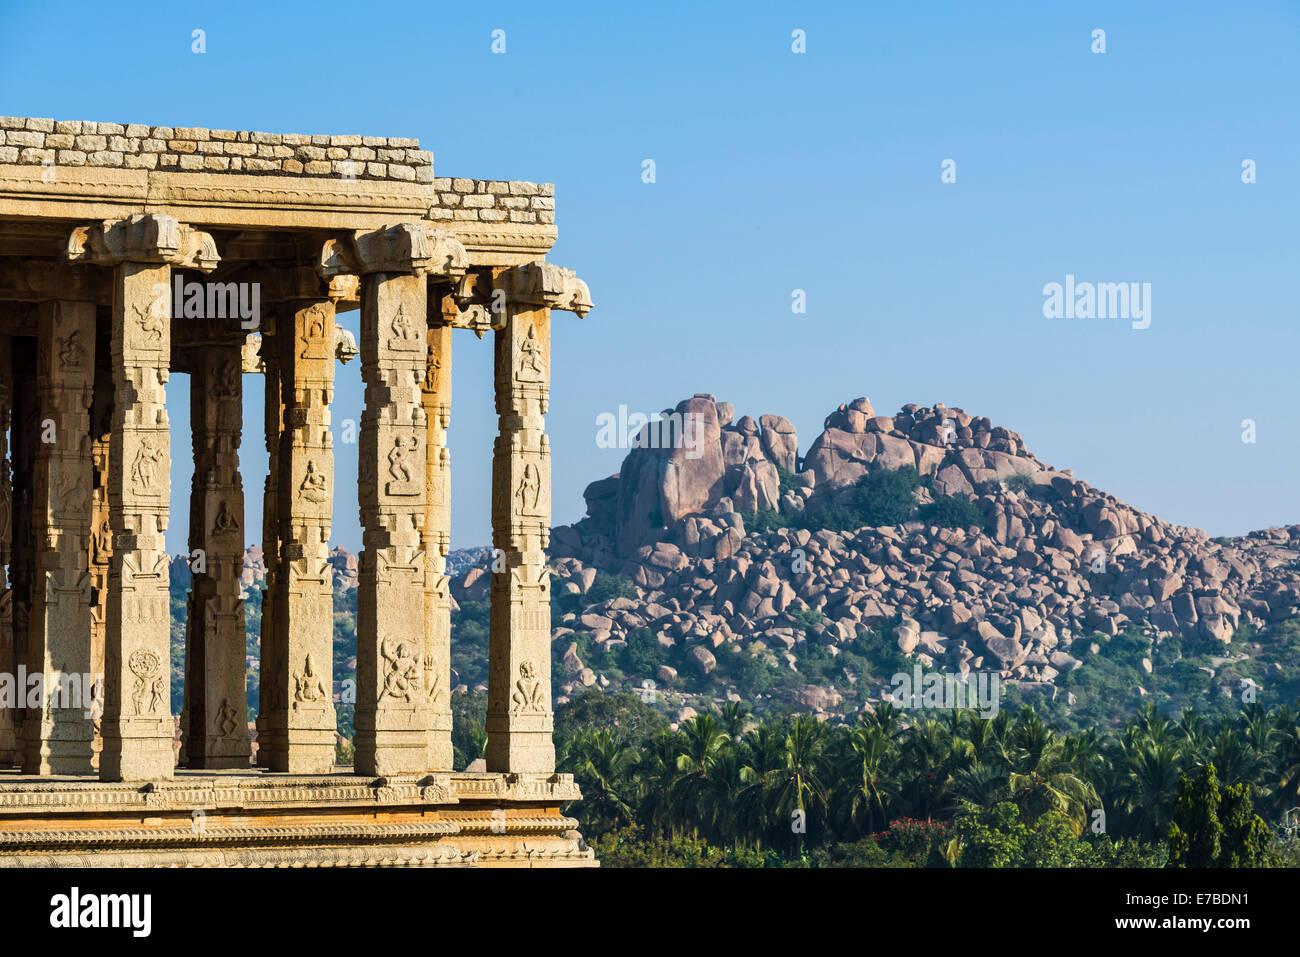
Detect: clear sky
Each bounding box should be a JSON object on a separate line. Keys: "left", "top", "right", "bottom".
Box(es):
{"left": 2, "top": 0, "right": 1297, "bottom": 554}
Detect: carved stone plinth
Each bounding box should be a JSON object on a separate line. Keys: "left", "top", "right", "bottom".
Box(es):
{"left": 0, "top": 770, "right": 595, "bottom": 868}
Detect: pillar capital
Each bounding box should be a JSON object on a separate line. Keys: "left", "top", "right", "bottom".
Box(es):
{"left": 65, "top": 214, "right": 220, "bottom": 272}
{"left": 494, "top": 261, "right": 592, "bottom": 317}
{"left": 317, "top": 223, "right": 467, "bottom": 279}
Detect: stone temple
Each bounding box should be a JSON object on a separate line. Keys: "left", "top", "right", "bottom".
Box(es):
{"left": 0, "top": 116, "right": 595, "bottom": 866}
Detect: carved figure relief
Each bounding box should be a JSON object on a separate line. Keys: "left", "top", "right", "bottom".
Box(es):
{"left": 516, "top": 323, "right": 544, "bottom": 380}
{"left": 217, "top": 698, "right": 239, "bottom": 738}
{"left": 293, "top": 655, "right": 328, "bottom": 708}
{"left": 90, "top": 520, "right": 110, "bottom": 566}
{"left": 129, "top": 437, "right": 163, "bottom": 492}
{"left": 387, "top": 304, "right": 416, "bottom": 350}
{"left": 298, "top": 460, "right": 328, "bottom": 503}
{"left": 212, "top": 500, "right": 239, "bottom": 534}
{"left": 515, "top": 462, "right": 541, "bottom": 513}
{"left": 385, "top": 436, "right": 417, "bottom": 495}
{"left": 128, "top": 649, "right": 163, "bottom": 715}
{"left": 132, "top": 303, "right": 164, "bottom": 342}
{"left": 511, "top": 660, "right": 545, "bottom": 714}
{"left": 379, "top": 637, "right": 420, "bottom": 704}
{"left": 424, "top": 342, "right": 440, "bottom": 391}
{"left": 58, "top": 330, "right": 85, "bottom": 369}
{"left": 58, "top": 473, "right": 89, "bottom": 516}
{"left": 423, "top": 654, "right": 442, "bottom": 707}
{"left": 212, "top": 360, "right": 238, "bottom": 398}
{"left": 299, "top": 304, "right": 328, "bottom": 358}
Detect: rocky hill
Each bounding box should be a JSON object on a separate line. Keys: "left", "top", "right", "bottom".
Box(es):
{"left": 188, "top": 393, "right": 1300, "bottom": 728}
{"left": 454, "top": 393, "right": 1300, "bottom": 726}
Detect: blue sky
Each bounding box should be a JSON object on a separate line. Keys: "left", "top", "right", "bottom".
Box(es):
{"left": 2, "top": 0, "right": 1297, "bottom": 554}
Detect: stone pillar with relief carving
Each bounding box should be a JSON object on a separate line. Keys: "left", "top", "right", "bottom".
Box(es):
{"left": 0, "top": 337, "right": 15, "bottom": 764}
{"left": 66, "top": 213, "right": 220, "bottom": 781}
{"left": 422, "top": 300, "right": 454, "bottom": 770}
{"left": 265, "top": 299, "right": 337, "bottom": 773}
{"left": 9, "top": 339, "right": 37, "bottom": 763}
{"left": 88, "top": 322, "right": 112, "bottom": 771}
{"left": 319, "top": 224, "right": 465, "bottom": 776}
{"left": 485, "top": 263, "right": 592, "bottom": 773}
{"left": 23, "top": 300, "right": 97, "bottom": 774}
{"left": 255, "top": 327, "right": 283, "bottom": 768}
{"left": 182, "top": 339, "right": 250, "bottom": 768}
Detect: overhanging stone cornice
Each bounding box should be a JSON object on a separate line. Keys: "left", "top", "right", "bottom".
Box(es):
{"left": 0, "top": 164, "right": 557, "bottom": 263}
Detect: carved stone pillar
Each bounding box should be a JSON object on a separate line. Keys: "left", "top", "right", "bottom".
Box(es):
{"left": 103, "top": 262, "right": 174, "bottom": 780}
{"left": 354, "top": 270, "right": 429, "bottom": 776}
{"left": 66, "top": 214, "right": 220, "bottom": 781}
{"left": 24, "top": 300, "right": 97, "bottom": 774}
{"left": 0, "top": 337, "right": 15, "bottom": 764}
{"left": 182, "top": 341, "right": 250, "bottom": 768}
{"left": 265, "top": 300, "right": 337, "bottom": 773}
{"left": 88, "top": 322, "right": 112, "bottom": 769}
{"left": 255, "top": 328, "right": 282, "bottom": 768}
{"left": 484, "top": 264, "right": 591, "bottom": 773}
{"left": 422, "top": 312, "right": 453, "bottom": 770}
{"left": 316, "top": 225, "right": 465, "bottom": 776}
{"left": 486, "top": 303, "right": 554, "bottom": 773}
{"left": 9, "top": 339, "right": 37, "bottom": 761}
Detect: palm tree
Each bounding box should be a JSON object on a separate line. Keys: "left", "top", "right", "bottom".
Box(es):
{"left": 1007, "top": 732, "right": 1098, "bottom": 832}
{"left": 566, "top": 728, "right": 637, "bottom": 834}
{"left": 1131, "top": 701, "right": 1176, "bottom": 746}
{"left": 1270, "top": 717, "right": 1300, "bottom": 817}
{"left": 1239, "top": 702, "right": 1278, "bottom": 770}
{"left": 870, "top": 700, "right": 903, "bottom": 739}
{"left": 737, "top": 723, "right": 786, "bottom": 848}
{"left": 1175, "top": 707, "right": 1211, "bottom": 752}
{"left": 718, "top": 701, "right": 752, "bottom": 743}
{"left": 1206, "top": 725, "right": 1263, "bottom": 791}
{"left": 764, "top": 714, "right": 830, "bottom": 854}
{"left": 1108, "top": 738, "right": 1185, "bottom": 841}
{"left": 962, "top": 713, "right": 1011, "bottom": 770}
{"left": 897, "top": 718, "right": 957, "bottom": 820}
{"left": 635, "top": 728, "right": 682, "bottom": 836}
{"left": 838, "top": 720, "right": 897, "bottom": 836}
{"left": 948, "top": 761, "right": 1010, "bottom": 813}
{"left": 700, "top": 744, "right": 744, "bottom": 845}
{"left": 669, "top": 714, "right": 727, "bottom": 837}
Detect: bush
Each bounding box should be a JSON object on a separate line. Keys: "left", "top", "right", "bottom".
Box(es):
{"left": 852, "top": 465, "right": 924, "bottom": 527}
{"left": 616, "top": 628, "right": 661, "bottom": 678}
{"left": 916, "top": 493, "right": 988, "bottom": 531}
{"left": 743, "top": 509, "right": 790, "bottom": 533}
{"left": 586, "top": 573, "right": 639, "bottom": 605}
{"left": 789, "top": 608, "right": 824, "bottom": 632}
{"left": 797, "top": 466, "right": 924, "bottom": 533}
{"left": 1004, "top": 472, "right": 1035, "bottom": 494}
